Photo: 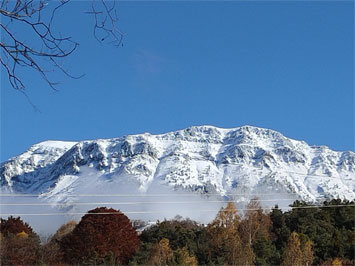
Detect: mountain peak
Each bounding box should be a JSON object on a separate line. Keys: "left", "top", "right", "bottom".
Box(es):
{"left": 1, "top": 125, "right": 354, "bottom": 204}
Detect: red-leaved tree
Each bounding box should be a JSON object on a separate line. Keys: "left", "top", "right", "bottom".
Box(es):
{"left": 60, "top": 207, "right": 140, "bottom": 265}
{"left": 0, "top": 216, "right": 35, "bottom": 236}
{"left": 0, "top": 216, "right": 40, "bottom": 265}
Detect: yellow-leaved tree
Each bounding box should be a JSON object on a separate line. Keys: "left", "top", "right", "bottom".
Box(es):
{"left": 174, "top": 246, "right": 198, "bottom": 266}
{"left": 239, "top": 198, "right": 272, "bottom": 245}
{"left": 282, "top": 232, "right": 314, "bottom": 266}
{"left": 207, "top": 202, "right": 255, "bottom": 266}
{"left": 302, "top": 240, "right": 314, "bottom": 266}
{"left": 282, "top": 232, "right": 303, "bottom": 266}
{"left": 148, "top": 238, "right": 174, "bottom": 266}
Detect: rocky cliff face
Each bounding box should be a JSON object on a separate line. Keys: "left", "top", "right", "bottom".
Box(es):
{"left": 1, "top": 125, "right": 355, "bottom": 203}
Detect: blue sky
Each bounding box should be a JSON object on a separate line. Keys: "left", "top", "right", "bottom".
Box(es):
{"left": 1, "top": 1, "right": 354, "bottom": 162}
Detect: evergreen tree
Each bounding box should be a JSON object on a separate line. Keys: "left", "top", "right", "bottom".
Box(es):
{"left": 128, "top": 242, "right": 155, "bottom": 266}
{"left": 284, "top": 200, "right": 354, "bottom": 264}
{"left": 270, "top": 205, "right": 290, "bottom": 264}
{"left": 252, "top": 230, "right": 278, "bottom": 266}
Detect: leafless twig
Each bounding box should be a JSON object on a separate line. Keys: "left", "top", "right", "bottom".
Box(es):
{"left": 86, "top": 0, "right": 124, "bottom": 46}
{"left": 0, "top": 0, "right": 123, "bottom": 101}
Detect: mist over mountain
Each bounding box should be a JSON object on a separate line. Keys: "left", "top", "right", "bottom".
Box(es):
{"left": 1, "top": 125, "right": 354, "bottom": 233}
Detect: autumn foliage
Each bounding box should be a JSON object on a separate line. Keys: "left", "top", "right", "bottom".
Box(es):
{"left": 37, "top": 221, "right": 77, "bottom": 266}
{"left": 0, "top": 216, "right": 35, "bottom": 237}
{"left": 0, "top": 200, "right": 354, "bottom": 265}
{"left": 59, "top": 207, "right": 140, "bottom": 265}
{"left": 148, "top": 238, "right": 174, "bottom": 265}
{"left": 0, "top": 216, "right": 40, "bottom": 266}
{"left": 207, "top": 202, "right": 255, "bottom": 265}
{"left": 282, "top": 232, "right": 314, "bottom": 266}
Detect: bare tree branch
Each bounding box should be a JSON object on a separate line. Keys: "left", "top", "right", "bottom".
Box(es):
{"left": 0, "top": 0, "right": 123, "bottom": 98}
{"left": 86, "top": 0, "right": 123, "bottom": 46}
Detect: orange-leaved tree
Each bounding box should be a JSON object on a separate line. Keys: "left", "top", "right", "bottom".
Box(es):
{"left": 207, "top": 202, "right": 255, "bottom": 266}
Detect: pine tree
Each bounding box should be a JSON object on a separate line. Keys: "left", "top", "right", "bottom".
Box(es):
{"left": 270, "top": 205, "right": 290, "bottom": 264}
{"left": 253, "top": 230, "right": 278, "bottom": 266}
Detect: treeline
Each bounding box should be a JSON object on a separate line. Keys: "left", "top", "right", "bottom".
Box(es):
{"left": 131, "top": 199, "right": 354, "bottom": 266}
{"left": 0, "top": 199, "right": 354, "bottom": 265}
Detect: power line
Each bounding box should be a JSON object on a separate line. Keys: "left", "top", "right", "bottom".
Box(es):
{"left": 0, "top": 192, "right": 312, "bottom": 197}
{"left": 1, "top": 204, "right": 354, "bottom": 216}
{"left": 0, "top": 198, "right": 305, "bottom": 206}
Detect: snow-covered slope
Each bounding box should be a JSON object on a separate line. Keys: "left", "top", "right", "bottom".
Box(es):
{"left": 1, "top": 125, "right": 355, "bottom": 232}
{"left": 1, "top": 125, "right": 354, "bottom": 203}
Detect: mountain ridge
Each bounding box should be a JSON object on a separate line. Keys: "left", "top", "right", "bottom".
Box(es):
{"left": 1, "top": 125, "right": 355, "bottom": 203}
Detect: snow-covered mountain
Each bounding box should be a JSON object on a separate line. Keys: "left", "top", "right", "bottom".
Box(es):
{"left": 2, "top": 125, "right": 354, "bottom": 201}
{"left": 1, "top": 125, "right": 355, "bottom": 232}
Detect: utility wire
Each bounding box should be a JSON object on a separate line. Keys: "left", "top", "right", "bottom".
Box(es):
{"left": 0, "top": 198, "right": 306, "bottom": 206}
{"left": 0, "top": 192, "right": 314, "bottom": 197}
{"left": 1, "top": 204, "right": 354, "bottom": 216}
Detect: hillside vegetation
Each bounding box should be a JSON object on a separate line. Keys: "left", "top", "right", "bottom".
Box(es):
{"left": 0, "top": 199, "right": 354, "bottom": 265}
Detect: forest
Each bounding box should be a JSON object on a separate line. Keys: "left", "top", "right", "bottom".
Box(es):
{"left": 0, "top": 199, "right": 354, "bottom": 266}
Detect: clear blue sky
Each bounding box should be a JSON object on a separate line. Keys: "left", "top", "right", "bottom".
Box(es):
{"left": 1, "top": 1, "right": 354, "bottom": 162}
